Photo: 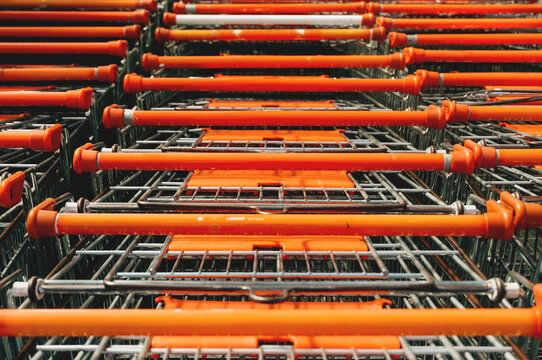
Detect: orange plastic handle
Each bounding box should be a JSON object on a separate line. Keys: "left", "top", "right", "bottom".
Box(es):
{"left": 155, "top": 27, "right": 386, "bottom": 42}
{"left": 27, "top": 191, "right": 533, "bottom": 239}
{"left": 0, "top": 65, "right": 117, "bottom": 82}
{"left": 389, "top": 32, "right": 542, "bottom": 47}
{"left": 404, "top": 47, "right": 542, "bottom": 64}
{"left": 73, "top": 139, "right": 542, "bottom": 175}
{"left": 173, "top": 2, "right": 365, "bottom": 14}
{"left": 0, "top": 88, "right": 92, "bottom": 109}
{"left": 103, "top": 104, "right": 446, "bottom": 128}
{"left": 378, "top": 16, "right": 542, "bottom": 30}
{"left": 141, "top": 53, "right": 406, "bottom": 70}
{"left": 4, "top": 286, "right": 542, "bottom": 337}
{"left": 0, "top": 41, "right": 127, "bottom": 57}
{"left": 442, "top": 101, "right": 542, "bottom": 123}
{"left": 73, "top": 143, "right": 449, "bottom": 173}
{"left": 0, "top": 124, "right": 62, "bottom": 151}
{"left": 438, "top": 72, "right": 542, "bottom": 88}
{"left": 0, "top": 10, "right": 149, "bottom": 24}
{"left": 368, "top": 2, "right": 542, "bottom": 14}
{"left": 123, "top": 74, "right": 422, "bottom": 94}
{"left": 0, "top": 0, "right": 156, "bottom": 10}
{"left": 414, "top": 70, "right": 542, "bottom": 89}
{"left": 0, "top": 171, "right": 25, "bottom": 208}
{"left": 0, "top": 25, "right": 141, "bottom": 39}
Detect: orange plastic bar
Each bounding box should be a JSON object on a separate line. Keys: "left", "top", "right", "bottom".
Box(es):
{"left": 377, "top": 16, "right": 542, "bottom": 30}
{"left": 103, "top": 104, "right": 446, "bottom": 128}
{"left": 123, "top": 74, "right": 422, "bottom": 94}
{"left": 26, "top": 190, "right": 542, "bottom": 240}
{"left": 0, "top": 0, "right": 156, "bottom": 10}
{"left": 141, "top": 53, "right": 406, "bottom": 70}
{"left": 389, "top": 32, "right": 542, "bottom": 47}
{"left": 72, "top": 139, "right": 531, "bottom": 176}
{"left": 0, "top": 10, "right": 149, "bottom": 24}
{"left": 155, "top": 27, "right": 386, "bottom": 42}
{"left": 415, "top": 70, "right": 542, "bottom": 90}
{"left": 0, "top": 124, "right": 61, "bottom": 152}
{"left": 404, "top": 47, "right": 542, "bottom": 65}
{"left": 0, "top": 88, "right": 92, "bottom": 109}
{"left": 0, "top": 65, "right": 118, "bottom": 82}
{"left": 368, "top": 2, "right": 542, "bottom": 14}
{"left": 173, "top": 2, "right": 365, "bottom": 14}
{"left": 0, "top": 41, "right": 127, "bottom": 57}
{"left": 5, "top": 285, "right": 542, "bottom": 337}
{"left": 0, "top": 171, "right": 25, "bottom": 208}
{"left": 0, "top": 25, "right": 141, "bottom": 39}
{"left": 442, "top": 101, "right": 542, "bottom": 123}
{"left": 437, "top": 72, "right": 542, "bottom": 88}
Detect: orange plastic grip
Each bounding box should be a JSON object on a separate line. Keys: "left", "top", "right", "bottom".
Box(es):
{"left": 0, "top": 171, "right": 25, "bottom": 208}
{"left": 1, "top": 305, "right": 541, "bottom": 338}
{"left": 123, "top": 74, "right": 422, "bottom": 94}
{"left": 368, "top": 2, "right": 542, "bottom": 15}
{"left": 0, "top": 0, "right": 156, "bottom": 10}
{"left": 0, "top": 10, "right": 149, "bottom": 24}
{"left": 389, "top": 32, "right": 542, "bottom": 47}
{"left": 0, "top": 41, "right": 127, "bottom": 57}
{"left": 378, "top": 16, "right": 542, "bottom": 30}
{"left": 173, "top": 2, "right": 365, "bottom": 14}
{"left": 442, "top": 101, "right": 542, "bottom": 123}
{"left": 0, "top": 65, "right": 118, "bottom": 82}
{"left": 141, "top": 53, "right": 406, "bottom": 70}
{"left": 26, "top": 195, "right": 517, "bottom": 239}
{"left": 0, "top": 124, "right": 62, "bottom": 151}
{"left": 404, "top": 48, "right": 542, "bottom": 65}
{"left": 73, "top": 143, "right": 448, "bottom": 173}
{"left": 155, "top": 27, "right": 386, "bottom": 42}
{"left": 103, "top": 104, "right": 446, "bottom": 128}
{"left": 0, "top": 88, "right": 92, "bottom": 109}
{"left": 438, "top": 72, "right": 542, "bottom": 88}
{"left": 0, "top": 25, "right": 141, "bottom": 39}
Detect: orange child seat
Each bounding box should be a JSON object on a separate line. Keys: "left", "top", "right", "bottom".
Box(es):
{"left": 151, "top": 297, "right": 401, "bottom": 350}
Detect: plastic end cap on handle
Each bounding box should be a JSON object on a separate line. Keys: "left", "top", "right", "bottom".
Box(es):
{"left": 134, "top": 9, "right": 150, "bottom": 24}
{"left": 107, "top": 40, "right": 128, "bottom": 57}
{"left": 402, "top": 75, "right": 422, "bottom": 95}
{"left": 388, "top": 32, "right": 407, "bottom": 48}
{"left": 366, "top": 2, "right": 381, "bottom": 15}
{"left": 361, "top": 13, "right": 374, "bottom": 27}
{"left": 163, "top": 12, "right": 178, "bottom": 27}
{"left": 73, "top": 143, "right": 99, "bottom": 174}
{"left": 441, "top": 100, "right": 469, "bottom": 124}
{"left": 416, "top": 69, "right": 440, "bottom": 89}
{"left": 123, "top": 25, "right": 141, "bottom": 39}
{"left": 173, "top": 2, "right": 187, "bottom": 13}
{"left": 370, "top": 27, "right": 387, "bottom": 42}
{"left": 424, "top": 105, "right": 446, "bottom": 129}
{"left": 0, "top": 171, "right": 25, "bottom": 208}
{"left": 403, "top": 47, "right": 425, "bottom": 65}
{"left": 376, "top": 17, "right": 393, "bottom": 30}
{"left": 155, "top": 27, "right": 170, "bottom": 42}
{"left": 102, "top": 105, "right": 125, "bottom": 128}
{"left": 141, "top": 53, "right": 160, "bottom": 70}
{"left": 123, "top": 73, "right": 143, "bottom": 94}
{"left": 389, "top": 52, "right": 406, "bottom": 70}
{"left": 26, "top": 198, "right": 58, "bottom": 240}
{"left": 34, "top": 124, "right": 62, "bottom": 152}
{"left": 97, "top": 64, "right": 118, "bottom": 82}
{"left": 142, "top": 0, "right": 158, "bottom": 11}
{"left": 65, "top": 87, "right": 93, "bottom": 109}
